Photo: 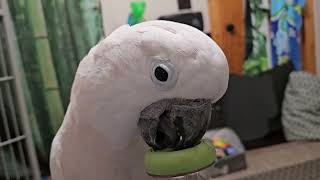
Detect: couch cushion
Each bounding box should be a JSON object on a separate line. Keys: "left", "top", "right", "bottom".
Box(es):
{"left": 282, "top": 72, "right": 320, "bottom": 141}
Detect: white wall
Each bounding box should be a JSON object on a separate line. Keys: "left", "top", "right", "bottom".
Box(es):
{"left": 315, "top": 0, "right": 320, "bottom": 74}
{"left": 100, "top": 0, "right": 211, "bottom": 36}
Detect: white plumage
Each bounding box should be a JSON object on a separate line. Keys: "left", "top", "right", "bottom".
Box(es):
{"left": 50, "top": 20, "right": 229, "bottom": 180}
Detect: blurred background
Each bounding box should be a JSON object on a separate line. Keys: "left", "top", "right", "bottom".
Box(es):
{"left": 0, "top": 0, "right": 319, "bottom": 179}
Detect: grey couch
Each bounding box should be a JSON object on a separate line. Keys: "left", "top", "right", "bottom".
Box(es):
{"left": 215, "top": 141, "right": 320, "bottom": 180}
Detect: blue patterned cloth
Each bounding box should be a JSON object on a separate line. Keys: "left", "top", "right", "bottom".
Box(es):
{"left": 271, "top": 0, "right": 305, "bottom": 70}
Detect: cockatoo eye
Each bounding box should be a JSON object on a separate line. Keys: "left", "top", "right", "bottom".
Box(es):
{"left": 154, "top": 65, "right": 169, "bottom": 82}
{"left": 151, "top": 57, "right": 178, "bottom": 90}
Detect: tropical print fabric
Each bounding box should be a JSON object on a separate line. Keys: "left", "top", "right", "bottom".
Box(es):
{"left": 271, "top": 0, "right": 305, "bottom": 70}
{"left": 244, "top": 0, "right": 272, "bottom": 75}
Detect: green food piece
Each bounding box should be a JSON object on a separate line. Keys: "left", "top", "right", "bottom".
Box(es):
{"left": 144, "top": 140, "right": 216, "bottom": 177}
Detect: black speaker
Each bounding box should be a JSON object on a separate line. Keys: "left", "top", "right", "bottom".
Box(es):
{"left": 178, "top": 0, "right": 191, "bottom": 10}
{"left": 158, "top": 12, "right": 204, "bottom": 31}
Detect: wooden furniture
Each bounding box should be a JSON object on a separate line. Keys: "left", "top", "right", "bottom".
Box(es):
{"left": 302, "top": 0, "right": 316, "bottom": 74}
{"left": 208, "top": 0, "right": 246, "bottom": 75}
{"left": 208, "top": 0, "right": 316, "bottom": 74}
{"left": 315, "top": 0, "right": 320, "bottom": 74}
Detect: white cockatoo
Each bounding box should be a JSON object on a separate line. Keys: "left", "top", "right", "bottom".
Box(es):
{"left": 50, "top": 20, "right": 229, "bottom": 180}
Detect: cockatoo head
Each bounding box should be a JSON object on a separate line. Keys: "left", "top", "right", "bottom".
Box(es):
{"left": 71, "top": 20, "right": 228, "bottom": 152}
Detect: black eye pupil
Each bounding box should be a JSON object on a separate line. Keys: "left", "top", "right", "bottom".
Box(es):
{"left": 154, "top": 66, "right": 169, "bottom": 82}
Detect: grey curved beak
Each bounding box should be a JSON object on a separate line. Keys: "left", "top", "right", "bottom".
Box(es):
{"left": 138, "top": 98, "right": 212, "bottom": 150}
